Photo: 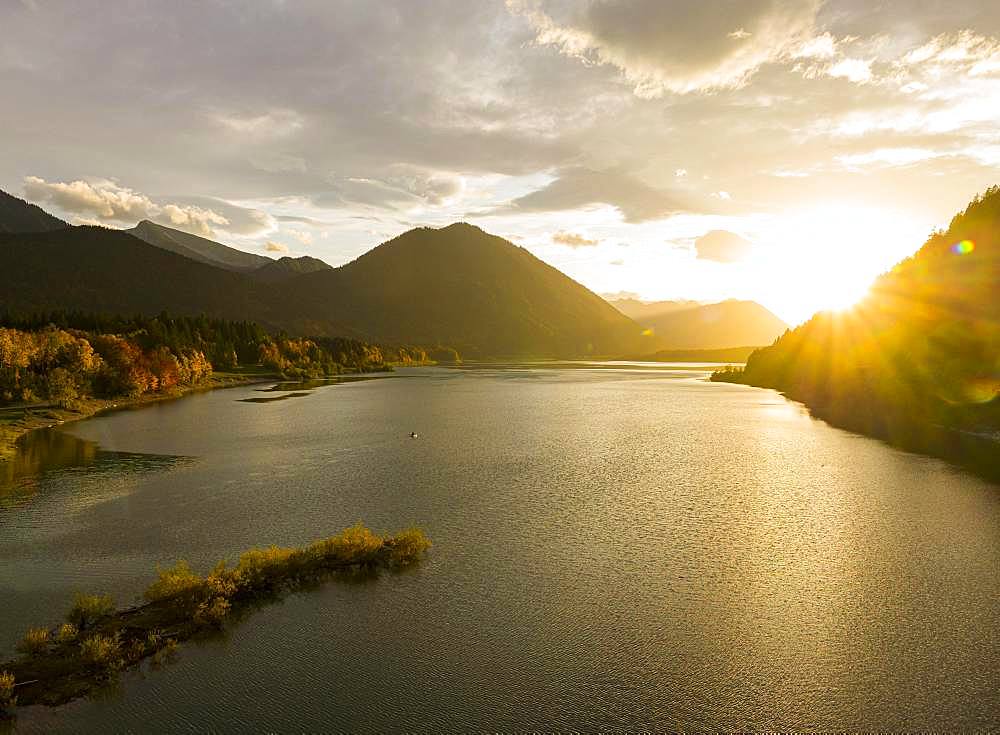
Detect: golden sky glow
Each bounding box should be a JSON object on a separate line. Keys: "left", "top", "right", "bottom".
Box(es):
{"left": 3, "top": 1, "right": 999, "bottom": 325}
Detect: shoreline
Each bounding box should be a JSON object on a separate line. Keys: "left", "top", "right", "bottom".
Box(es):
{"left": 0, "top": 371, "right": 280, "bottom": 464}
{"left": 715, "top": 374, "right": 1000, "bottom": 483}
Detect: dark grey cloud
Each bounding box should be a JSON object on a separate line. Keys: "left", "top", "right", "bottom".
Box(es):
{"left": 510, "top": 0, "right": 823, "bottom": 94}
{"left": 818, "top": 0, "right": 1000, "bottom": 40}
{"left": 0, "top": 0, "right": 586, "bottom": 203}
{"left": 506, "top": 167, "right": 697, "bottom": 223}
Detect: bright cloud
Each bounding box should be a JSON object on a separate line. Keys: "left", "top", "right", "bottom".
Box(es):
{"left": 826, "top": 57, "right": 873, "bottom": 83}
{"left": 553, "top": 231, "right": 599, "bottom": 248}
{"left": 21, "top": 176, "right": 276, "bottom": 238}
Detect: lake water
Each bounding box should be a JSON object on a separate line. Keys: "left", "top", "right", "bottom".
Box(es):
{"left": 1, "top": 364, "right": 998, "bottom": 732}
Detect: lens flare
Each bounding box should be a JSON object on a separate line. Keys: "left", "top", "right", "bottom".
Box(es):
{"left": 952, "top": 239, "right": 975, "bottom": 255}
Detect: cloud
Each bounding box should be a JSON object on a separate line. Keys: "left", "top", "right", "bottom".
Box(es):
{"left": 552, "top": 231, "right": 598, "bottom": 248}
{"left": 23, "top": 176, "right": 227, "bottom": 236}
{"left": 212, "top": 109, "right": 305, "bottom": 138}
{"left": 166, "top": 196, "right": 275, "bottom": 236}
{"left": 902, "top": 30, "right": 1000, "bottom": 74}
{"left": 505, "top": 167, "right": 693, "bottom": 222}
{"left": 694, "top": 230, "right": 753, "bottom": 262}
{"left": 264, "top": 241, "right": 289, "bottom": 253}
{"left": 249, "top": 151, "right": 308, "bottom": 174}
{"left": 384, "top": 165, "right": 465, "bottom": 206}
{"left": 312, "top": 167, "right": 466, "bottom": 211}
{"left": 21, "top": 176, "right": 276, "bottom": 238}
{"left": 286, "top": 228, "right": 314, "bottom": 246}
{"left": 793, "top": 32, "right": 838, "bottom": 60}
{"left": 826, "top": 57, "right": 873, "bottom": 83}
{"left": 508, "top": 0, "right": 823, "bottom": 95}
{"left": 836, "top": 147, "right": 943, "bottom": 169}
{"left": 792, "top": 29, "right": 1000, "bottom": 89}
{"left": 5, "top": 0, "right": 1000, "bottom": 287}
{"left": 24, "top": 176, "right": 157, "bottom": 220}
{"left": 276, "top": 214, "right": 336, "bottom": 226}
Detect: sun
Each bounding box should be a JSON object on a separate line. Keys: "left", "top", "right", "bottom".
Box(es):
{"left": 753, "top": 202, "right": 925, "bottom": 325}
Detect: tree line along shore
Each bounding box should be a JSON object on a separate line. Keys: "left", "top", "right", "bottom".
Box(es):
{"left": 0, "top": 311, "right": 462, "bottom": 460}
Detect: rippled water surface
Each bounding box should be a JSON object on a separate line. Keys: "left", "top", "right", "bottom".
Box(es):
{"left": 1, "top": 365, "right": 998, "bottom": 732}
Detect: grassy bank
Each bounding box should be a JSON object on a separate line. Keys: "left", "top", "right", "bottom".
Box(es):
{"left": 0, "top": 369, "right": 279, "bottom": 463}
{"left": 0, "top": 524, "right": 431, "bottom": 716}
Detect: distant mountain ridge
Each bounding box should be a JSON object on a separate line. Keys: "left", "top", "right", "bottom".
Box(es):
{"left": 129, "top": 220, "right": 334, "bottom": 282}
{"left": 128, "top": 219, "right": 273, "bottom": 272}
{"left": 610, "top": 298, "right": 702, "bottom": 321}
{"left": 610, "top": 298, "right": 788, "bottom": 350}
{"left": 0, "top": 191, "right": 655, "bottom": 358}
{"left": 252, "top": 255, "right": 333, "bottom": 283}
{"left": 0, "top": 190, "right": 68, "bottom": 233}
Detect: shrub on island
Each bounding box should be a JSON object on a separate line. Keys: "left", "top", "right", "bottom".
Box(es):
{"left": 1, "top": 524, "right": 431, "bottom": 717}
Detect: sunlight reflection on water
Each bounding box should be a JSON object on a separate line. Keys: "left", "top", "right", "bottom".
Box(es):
{"left": 2, "top": 366, "right": 998, "bottom": 732}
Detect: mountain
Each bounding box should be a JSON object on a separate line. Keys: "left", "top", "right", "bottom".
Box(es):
{"left": 720, "top": 187, "right": 1000, "bottom": 476}
{"left": 610, "top": 298, "right": 788, "bottom": 349}
{"left": 0, "top": 226, "right": 318, "bottom": 328}
{"left": 0, "top": 190, "right": 69, "bottom": 233}
{"left": 128, "top": 219, "right": 272, "bottom": 272}
{"left": 610, "top": 298, "right": 702, "bottom": 322}
{"left": 251, "top": 255, "right": 332, "bottom": 283}
{"left": 129, "top": 220, "right": 333, "bottom": 282}
{"left": 0, "top": 203, "right": 655, "bottom": 357}
{"left": 277, "top": 223, "right": 656, "bottom": 357}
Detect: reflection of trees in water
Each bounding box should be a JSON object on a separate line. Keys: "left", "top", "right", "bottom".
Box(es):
{"left": 2, "top": 429, "right": 99, "bottom": 488}
{"left": 0, "top": 428, "right": 188, "bottom": 508}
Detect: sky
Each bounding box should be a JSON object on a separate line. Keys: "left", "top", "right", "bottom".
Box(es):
{"left": 2, "top": 0, "right": 999, "bottom": 325}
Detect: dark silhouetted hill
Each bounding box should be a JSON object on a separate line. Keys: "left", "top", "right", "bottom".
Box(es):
{"left": 277, "top": 223, "right": 656, "bottom": 357}
{"left": 0, "top": 226, "right": 325, "bottom": 330}
{"left": 720, "top": 186, "right": 1000, "bottom": 476}
{"left": 0, "top": 190, "right": 69, "bottom": 233}
{"left": 0, "top": 217, "right": 654, "bottom": 358}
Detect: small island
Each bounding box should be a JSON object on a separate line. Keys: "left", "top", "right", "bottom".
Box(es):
{"left": 0, "top": 524, "right": 431, "bottom": 715}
